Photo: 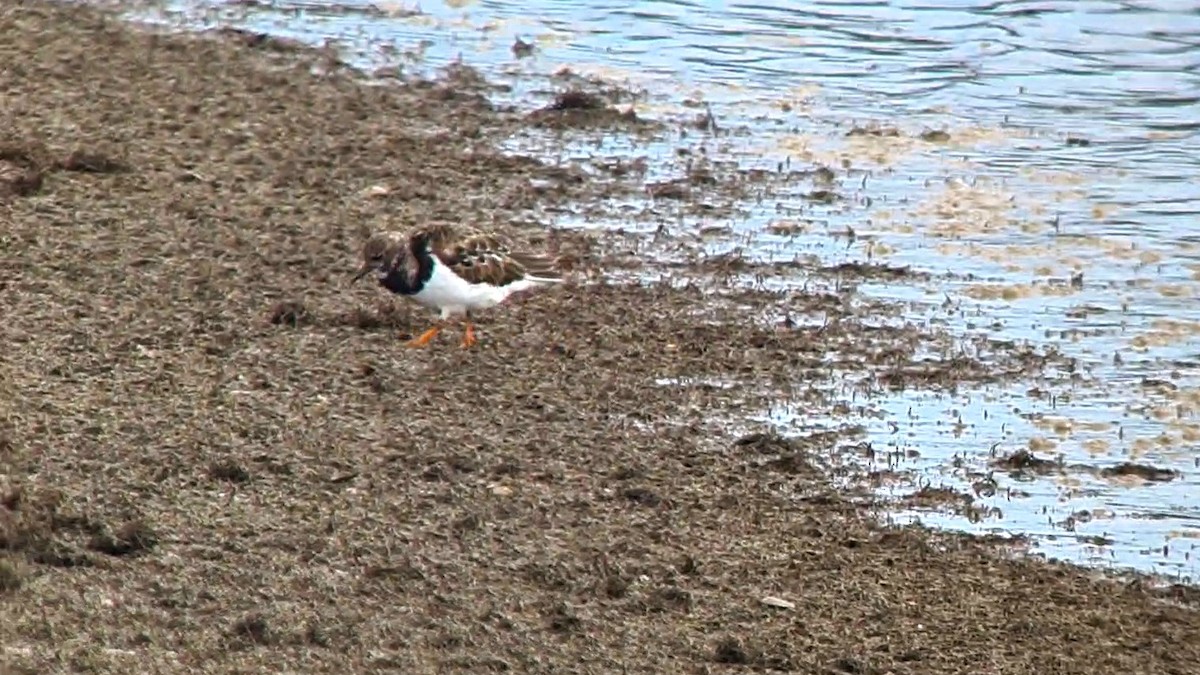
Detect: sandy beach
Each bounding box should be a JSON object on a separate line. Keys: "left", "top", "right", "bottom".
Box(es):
{"left": 1, "top": 3, "right": 1199, "bottom": 673}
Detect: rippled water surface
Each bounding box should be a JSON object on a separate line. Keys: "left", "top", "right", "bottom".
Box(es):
{"left": 124, "top": 0, "right": 1200, "bottom": 579}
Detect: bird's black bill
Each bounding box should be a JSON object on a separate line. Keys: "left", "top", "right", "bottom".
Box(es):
{"left": 349, "top": 267, "right": 371, "bottom": 286}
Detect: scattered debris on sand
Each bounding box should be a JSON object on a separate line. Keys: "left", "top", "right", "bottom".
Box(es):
{"left": 1, "top": 4, "right": 1198, "bottom": 674}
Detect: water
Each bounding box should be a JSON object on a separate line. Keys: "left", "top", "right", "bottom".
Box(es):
{"left": 118, "top": 0, "right": 1200, "bottom": 580}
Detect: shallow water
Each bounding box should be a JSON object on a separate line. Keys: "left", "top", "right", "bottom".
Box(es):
{"left": 122, "top": 0, "right": 1200, "bottom": 580}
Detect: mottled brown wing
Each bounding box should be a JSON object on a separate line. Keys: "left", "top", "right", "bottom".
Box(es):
{"left": 505, "top": 250, "right": 562, "bottom": 280}
{"left": 423, "top": 223, "right": 559, "bottom": 287}
{"left": 438, "top": 233, "right": 528, "bottom": 286}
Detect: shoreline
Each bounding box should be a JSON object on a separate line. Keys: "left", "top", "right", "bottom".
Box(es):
{"left": 118, "top": 0, "right": 1200, "bottom": 582}
{"left": 1, "top": 3, "right": 1199, "bottom": 673}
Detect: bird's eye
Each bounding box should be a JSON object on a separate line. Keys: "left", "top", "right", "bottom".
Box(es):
{"left": 370, "top": 253, "right": 384, "bottom": 261}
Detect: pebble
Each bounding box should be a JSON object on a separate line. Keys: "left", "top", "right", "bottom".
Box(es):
{"left": 760, "top": 595, "right": 795, "bottom": 610}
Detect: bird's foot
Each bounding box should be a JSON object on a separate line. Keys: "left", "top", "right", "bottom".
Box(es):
{"left": 460, "top": 322, "right": 477, "bottom": 349}
{"left": 406, "top": 325, "right": 442, "bottom": 348}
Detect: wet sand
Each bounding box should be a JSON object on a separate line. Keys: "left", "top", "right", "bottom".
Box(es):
{"left": 1, "top": 3, "right": 1199, "bottom": 674}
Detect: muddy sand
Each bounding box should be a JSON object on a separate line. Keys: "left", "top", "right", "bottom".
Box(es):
{"left": 1, "top": 3, "right": 1198, "bottom": 674}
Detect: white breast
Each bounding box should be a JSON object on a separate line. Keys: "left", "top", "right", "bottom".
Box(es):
{"left": 413, "top": 257, "right": 543, "bottom": 318}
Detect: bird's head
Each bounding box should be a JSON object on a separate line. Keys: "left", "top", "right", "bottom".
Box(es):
{"left": 351, "top": 231, "right": 407, "bottom": 284}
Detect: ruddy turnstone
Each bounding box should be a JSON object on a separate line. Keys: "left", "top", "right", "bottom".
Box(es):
{"left": 351, "top": 222, "right": 563, "bottom": 348}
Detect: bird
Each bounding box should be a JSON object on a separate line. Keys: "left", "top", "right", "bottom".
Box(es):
{"left": 350, "top": 222, "right": 563, "bottom": 348}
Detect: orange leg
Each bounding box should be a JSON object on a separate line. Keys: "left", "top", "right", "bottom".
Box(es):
{"left": 460, "top": 321, "right": 477, "bottom": 349}
{"left": 406, "top": 324, "right": 443, "bottom": 348}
